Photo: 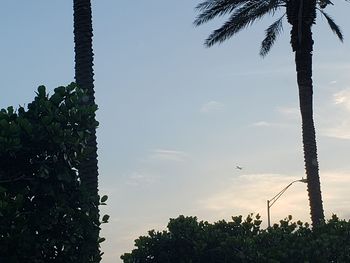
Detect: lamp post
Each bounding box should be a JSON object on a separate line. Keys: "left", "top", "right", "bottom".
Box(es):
{"left": 267, "top": 178, "right": 307, "bottom": 228}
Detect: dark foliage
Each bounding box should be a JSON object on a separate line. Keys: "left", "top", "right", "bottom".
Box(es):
{"left": 121, "top": 214, "right": 350, "bottom": 262}
{"left": 194, "top": 0, "right": 343, "bottom": 55}
{"left": 0, "top": 84, "right": 107, "bottom": 263}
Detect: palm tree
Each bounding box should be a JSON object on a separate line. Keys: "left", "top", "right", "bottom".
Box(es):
{"left": 73, "top": 0, "right": 100, "bottom": 259}
{"left": 194, "top": 0, "right": 343, "bottom": 226}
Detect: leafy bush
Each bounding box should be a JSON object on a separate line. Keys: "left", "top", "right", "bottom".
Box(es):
{"left": 121, "top": 214, "right": 350, "bottom": 262}
{"left": 0, "top": 83, "right": 104, "bottom": 262}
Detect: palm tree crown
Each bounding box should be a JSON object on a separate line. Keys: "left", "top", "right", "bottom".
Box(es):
{"left": 194, "top": 0, "right": 343, "bottom": 56}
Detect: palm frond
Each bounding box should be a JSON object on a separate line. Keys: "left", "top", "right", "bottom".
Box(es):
{"left": 318, "top": 0, "right": 333, "bottom": 9}
{"left": 194, "top": 0, "right": 248, "bottom": 26}
{"left": 319, "top": 9, "right": 343, "bottom": 42}
{"left": 260, "top": 14, "right": 285, "bottom": 57}
{"left": 204, "top": 0, "right": 281, "bottom": 47}
{"left": 196, "top": 0, "right": 234, "bottom": 11}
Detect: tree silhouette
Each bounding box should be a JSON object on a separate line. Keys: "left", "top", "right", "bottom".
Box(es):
{"left": 73, "top": 0, "right": 100, "bottom": 259}
{"left": 194, "top": 0, "right": 344, "bottom": 226}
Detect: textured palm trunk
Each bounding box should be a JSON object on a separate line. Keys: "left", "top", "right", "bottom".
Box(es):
{"left": 73, "top": 0, "right": 99, "bottom": 195}
{"left": 73, "top": 0, "right": 100, "bottom": 260}
{"left": 288, "top": 0, "right": 325, "bottom": 226}
{"left": 295, "top": 45, "right": 325, "bottom": 226}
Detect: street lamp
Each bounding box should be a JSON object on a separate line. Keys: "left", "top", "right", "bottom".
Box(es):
{"left": 267, "top": 178, "right": 307, "bottom": 228}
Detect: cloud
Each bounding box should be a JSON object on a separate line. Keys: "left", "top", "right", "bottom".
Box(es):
{"left": 250, "top": 120, "right": 294, "bottom": 129}
{"left": 221, "top": 66, "right": 294, "bottom": 77}
{"left": 276, "top": 106, "right": 299, "bottom": 119}
{"left": 200, "top": 101, "right": 225, "bottom": 113}
{"left": 315, "top": 62, "right": 350, "bottom": 72}
{"left": 148, "top": 149, "right": 189, "bottom": 162}
{"left": 125, "top": 171, "right": 157, "bottom": 186}
{"left": 197, "top": 173, "right": 308, "bottom": 222}
{"left": 321, "top": 121, "right": 350, "bottom": 140}
{"left": 319, "top": 88, "right": 350, "bottom": 140}
{"left": 252, "top": 121, "right": 271, "bottom": 127}
{"left": 321, "top": 171, "right": 350, "bottom": 217}
{"left": 333, "top": 88, "right": 350, "bottom": 111}
{"left": 197, "top": 172, "right": 350, "bottom": 225}
{"left": 123, "top": 149, "right": 191, "bottom": 187}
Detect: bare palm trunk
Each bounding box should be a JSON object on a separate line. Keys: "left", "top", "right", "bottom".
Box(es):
{"left": 296, "top": 46, "right": 325, "bottom": 226}
{"left": 73, "top": 0, "right": 99, "bottom": 193}
{"left": 288, "top": 0, "right": 325, "bottom": 226}
{"left": 73, "top": 0, "right": 101, "bottom": 260}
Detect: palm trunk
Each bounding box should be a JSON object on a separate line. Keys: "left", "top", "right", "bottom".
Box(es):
{"left": 73, "top": 0, "right": 99, "bottom": 194}
{"left": 288, "top": 0, "right": 324, "bottom": 226}
{"left": 295, "top": 46, "right": 325, "bottom": 226}
{"left": 73, "top": 0, "right": 101, "bottom": 260}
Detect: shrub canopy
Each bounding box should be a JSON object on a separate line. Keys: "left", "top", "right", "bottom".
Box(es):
{"left": 121, "top": 214, "right": 350, "bottom": 262}
{"left": 0, "top": 83, "right": 102, "bottom": 262}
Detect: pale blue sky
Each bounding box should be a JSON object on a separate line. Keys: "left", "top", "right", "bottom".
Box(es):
{"left": 1, "top": 1, "right": 350, "bottom": 262}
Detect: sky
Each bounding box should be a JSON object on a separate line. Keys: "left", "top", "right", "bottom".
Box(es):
{"left": 1, "top": 1, "right": 350, "bottom": 262}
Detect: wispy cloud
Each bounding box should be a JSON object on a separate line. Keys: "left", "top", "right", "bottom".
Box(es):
{"left": 124, "top": 149, "right": 191, "bottom": 187}
{"left": 197, "top": 172, "right": 350, "bottom": 225}
{"left": 276, "top": 106, "right": 299, "bottom": 119}
{"left": 197, "top": 173, "right": 309, "bottom": 223}
{"left": 319, "top": 88, "right": 350, "bottom": 140}
{"left": 333, "top": 88, "right": 350, "bottom": 111}
{"left": 125, "top": 171, "right": 157, "bottom": 186}
{"left": 148, "top": 149, "right": 189, "bottom": 162}
{"left": 221, "top": 66, "right": 294, "bottom": 77}
{"left": 252, "top": 121, "right": 271, "bottom": 127}
{"left": 322, "top": 121, "right": 350, "bottom": 140}
{"left": 250, "top": 120, "right": 294, "bottom": 129}
{"left": 200, "top": 101, "right": 225, "bottom": 113}
{"left": 250, "top": 106, "right": 299, "bottom": 129}
{"left": 315, "top": 62, "right": 350, "bottom": 71}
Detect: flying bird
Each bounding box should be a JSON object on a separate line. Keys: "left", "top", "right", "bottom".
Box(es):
{"left": 236, "top": 166, "right": 243, "bottom": 170}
